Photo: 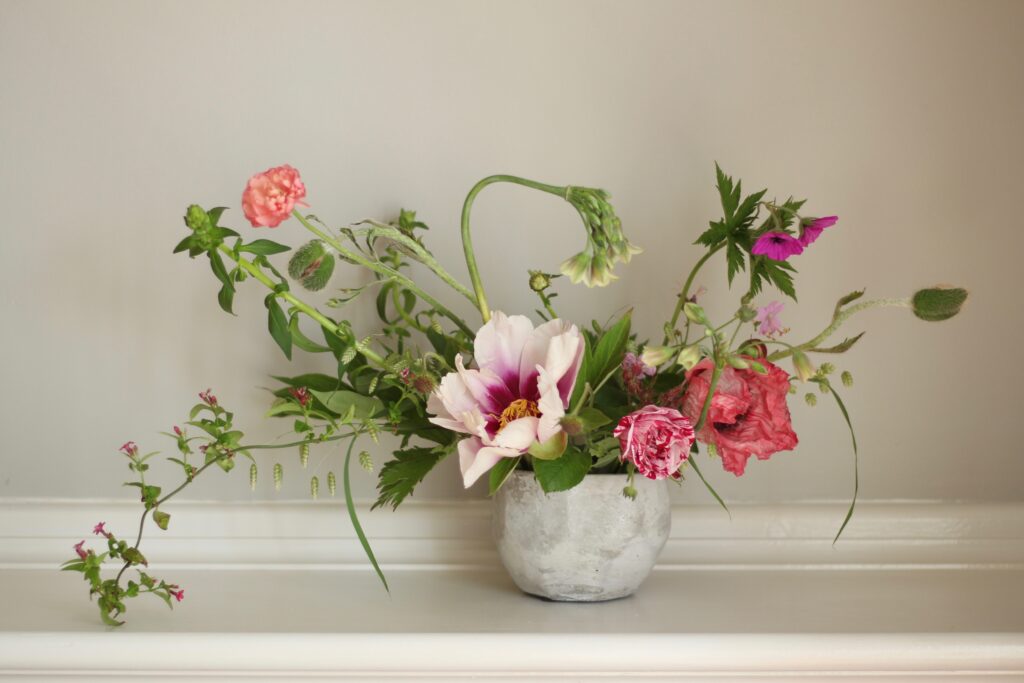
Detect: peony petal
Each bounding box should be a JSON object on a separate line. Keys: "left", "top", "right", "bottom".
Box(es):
{"left": 492, "top": 416, "right": 539, "bottom": 450}
{"left": 431, "top": 364, "right": 478, "bottom": 421}
{"left": 459, "top": 438, "right": 519, "bottom": 488}
{"left": 535, "top": 365, "right": 567, "bottom": 443}
{"left": 455, "top": 356, "right": 513, "bottom": 414}
{"left": 473, "top": 311, "right": 533, "bottom": 390}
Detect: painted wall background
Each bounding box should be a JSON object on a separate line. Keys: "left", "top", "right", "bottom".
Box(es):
{"left": 1, "top": 0, "right": 1020, "bottom": 506}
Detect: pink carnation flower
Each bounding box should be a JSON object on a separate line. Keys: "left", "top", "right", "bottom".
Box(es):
{"left": 799, "top": 215, "right": 838, "bottom": 247}
{"left": 427, "top": 312, "right": 584, "bottom": 487}
{"left": 751, "top": 232, "right": 803, "bottom": 261}
{"left": 613, "top": 405, "right": 695, "bottom": 480}
{"left": 241, "top": 165, "right": 307, "bottom": 228}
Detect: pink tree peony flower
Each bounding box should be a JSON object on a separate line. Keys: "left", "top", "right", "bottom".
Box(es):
{"left": 799, "top": 215, "right": 838, "bottom": 247}
{"left": 751, "top": 232, "right": 803, "bottom": 261}
{"left": 613, "top": 405, "right": 695, "bottom": 480}
{"left": 427, "top": 312, "right": 584, "bottom": 487}
{"left": 755, "top": 301, "right": 784, "bottom": 336}
{"left": 241, "top": 165, "right": 307, "bottom": 228}
{"left": 681, "top": 358, "right": 798, "bottom": 476}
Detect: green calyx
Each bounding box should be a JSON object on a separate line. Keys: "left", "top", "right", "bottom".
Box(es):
{"left": 288, "top": 240, "right": 336, "bottom": 291}
{"left": 175, "top": 205, "right": 238, "bottom": 258}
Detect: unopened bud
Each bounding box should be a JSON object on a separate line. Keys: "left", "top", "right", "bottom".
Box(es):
{"left": 911, "top": 286, "right": 968, "bottom": 322}
{"left": 675, "top": 344, "right": 702, "bottom": 370}
{"left": 641, "top": 345, "right": 677, "bottom": 368}
{"left": 683, "top": 302, "right": 709, "bottom": 326}
{"left": 622, "top": 485, "right": 638, "bottom": 500}
{"left": 727, "top": 355, "right": 750, "bottom": 370}
{"left": 805, "top": 392, "right": 818, "bottom": 406}
{"left": 841, "top": 370, "right": 854, "bottom": 387}
{"left": 737, "top": 305, "right": 756, "bottom": 322}
{"left": 184, "top": 205, "right": 210, "bottom": 232}
{"left": 528, "top": 270, "right": 553, "bottom": 292}
{"left": 559, "top": 415, "right": 585, "bottom": 436}
{"left": 792, "top": 351, "right": 816, "bottom": 382}
{"left": 288, "top": 240, "right": 336, "bottom": 292}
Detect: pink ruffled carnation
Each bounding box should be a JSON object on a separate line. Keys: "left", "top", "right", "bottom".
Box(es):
{"left": 242, "top": 165, "right": 307, "bottom": 228}
{"left": 613, "top": 405, "right": 695, "bottom": 480}
{"left": 427, "top": 312, "right": 584, "bottom": 487}
{"left": 751, "top": 232, "right": 803, "bottom": 261}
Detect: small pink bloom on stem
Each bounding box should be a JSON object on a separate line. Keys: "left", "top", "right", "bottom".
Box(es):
{"left": 751, "top": 232, "right": 804, "bottom": 261}
{"left": 799, "top": 215, "right": 838, "bottom": 247}
{"left": 613, "top": 405, "right": 695, "bottom": 480}
{"left": 198, "top": 389, "right": 218, "bottom": 407}
{"left": 755, "top": 301, "right": 785, "bottom": 337}
{"left": 73, "top": 540, "right": 87, "bottom": 560}
{"left": 119, "top": 441, "right": 138, "bottom": 457}
{"left": 288, "top": 387, "right": 311, "bottom": 407}
{"left": 92, "top": 522, "right": 109, "bottom": 538}
{"left": 242, "top": 165, "right": 307, "bottom": 228}
{"left": 168, "top": 587, "right": 185, "bottom": 602}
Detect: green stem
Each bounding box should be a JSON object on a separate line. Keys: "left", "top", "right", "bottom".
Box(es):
{"left": 460, "top": 175, "right": 567, "bottom": 323}
{"left": 767, "top": 298, "right": 910, "bottom": 362}
{"left": 217, "top": 245, "right": 388, "bottom": 367}
{"left": 693, "top": 362, "right": 723, "bottom": 433}
{"left": 292, "top": 211, "right": 475, "bottom": 337}
{"left": 665, "top": 242, "right": 725, "bottom": 343}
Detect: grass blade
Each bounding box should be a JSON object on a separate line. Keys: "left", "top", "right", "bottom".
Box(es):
{"left": 829, "top": 385, "right": 858, "bottom": 544}
{"left": 343, "top": 437, "right": 389, "bottom": 592}
{"left": 688, "top": 455, "right": 730, "bottom": 518}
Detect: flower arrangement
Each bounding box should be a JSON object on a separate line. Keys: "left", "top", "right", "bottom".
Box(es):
{"left": 63, "top": 164, "right": 967, "bottom": 625}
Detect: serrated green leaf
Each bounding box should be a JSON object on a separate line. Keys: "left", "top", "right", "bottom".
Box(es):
{"left": 695, "top": 220, "right": 729, "bottom": 247}
{"left": 726, "top": 240, "right": 744, "bottom": 284}
{"left": 532, "top": 446, "right": 591, "bottom": 493}
{"left": 810, "top": 332, "right": 866, "bottom": 354}
{"left": 373, "top": 445, "right": 451, "bottom": 509}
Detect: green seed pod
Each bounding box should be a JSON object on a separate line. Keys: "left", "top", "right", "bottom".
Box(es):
{"left": 820, "top": 362, "right": 835, "bottom": 375}
{"left": 249, "top": 463, "right": 258, "bottom": 491}
{"left": 327, "top": 471, "right": 337, "bottom": 497}
{"left": 359, "top": 451, "right": 373, "bottom": 472}
{"left": 368, "top": 375, "right": 379, "bottom": 394}
{"left": 622, "top": 485, "right": 638, "bottom": 501}
{"left": 528, "top": 270, "right": 552, "bottom": 292}
{"left": 841, "top": 370, "right": 854, "bottom": 387}
{"left": 310, "top": 476, "right": 319, "bottom": 500}
{"left": 273, "top": 463, "right": 283, "bottom": 491}
{"left": 287, "top": 240, "right": 336, "bottom": 292}
{"left": 805, "top": 392, "right": 818, "bottom": 406}
{"left": 299, "top": 442, "right": 310, "bottom": 468}
{"left": 340, "top": 346, "right": 357, "bottom": 365}
{"left": 819, "top": 381, "right": 831, "bottom": 394}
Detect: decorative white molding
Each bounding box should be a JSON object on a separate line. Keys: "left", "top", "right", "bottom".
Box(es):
{"left": 2, "top": 498, "right": 1022, "bottom": 570}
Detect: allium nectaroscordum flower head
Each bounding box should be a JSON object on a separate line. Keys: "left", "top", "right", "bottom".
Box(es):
{"left": 559, "top": 186, "right": 641, "bottom": 287}
{"left": 426, "top": 312, "right": 584, "bottom": 487}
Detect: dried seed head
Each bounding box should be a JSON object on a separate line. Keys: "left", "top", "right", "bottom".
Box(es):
{"left": 273, "top": 463, "right": 283, "bottom": 491}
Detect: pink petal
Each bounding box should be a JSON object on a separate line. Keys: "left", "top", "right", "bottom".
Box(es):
{"left": 455, "top": 356, "right": 513, "bottom": 414}
{"left": 458, "top": 438, "right": 519, "bottom": 487}
{"left": 473, "top": 312, "right": 533, "bottom": 389}
{"left": 492, "top": 416, "right": 539, "bottom": 450}
{"left": 535, "top": 366, "right": 567, "bottom": 443}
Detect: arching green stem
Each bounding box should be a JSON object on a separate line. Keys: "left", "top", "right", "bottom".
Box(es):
{"left": 767, "top": 298, "right": 910, "bottom": 362}
{"left": 460, "top": 175, "right": 567, "bottom": 323}
{"left": 665, "top": 242, "right": 725, "bottom": 343}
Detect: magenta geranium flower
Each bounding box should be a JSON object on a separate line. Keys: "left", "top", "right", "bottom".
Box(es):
{"left": 751, "top": 232, "right": 804, "bottom": 261}
{"left": 427, "top": 312, "right": 584, "bottom": 487}
{"left": 799, "top": 215, "right": 838, "bottom": 247}
{"left": 755, "top": 301, "right": 784, "bottom": 337}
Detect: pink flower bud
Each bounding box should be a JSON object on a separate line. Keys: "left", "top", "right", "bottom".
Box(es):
{"left": 119, "top": 441, "right": 138, "bottom": 457}
{"left": 92, "top": 522, "right": 109, "bottom": 538}
{"left": 73, "top": 540, "right": 87, "bottom": 560}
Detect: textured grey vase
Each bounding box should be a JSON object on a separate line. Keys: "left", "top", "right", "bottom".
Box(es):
{"left": 493, "top": 470, "right": 671, "bottom": 601}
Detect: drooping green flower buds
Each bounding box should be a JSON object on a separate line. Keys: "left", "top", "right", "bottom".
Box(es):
{"left": 288, "top": 240, "right": 336, "bottom": 292}
{"left": 911, "top": 286, "right": 968, "bottom": 322}
{"left": 559, "top": 186, "right": 641, "bottom": 287}
{"left": 841, "top": 370, "right": 854, "bottom": 387}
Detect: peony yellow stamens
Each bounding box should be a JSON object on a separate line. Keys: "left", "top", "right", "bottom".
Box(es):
{"left": 497, "top": 399, "right": 540, "bottom": 431}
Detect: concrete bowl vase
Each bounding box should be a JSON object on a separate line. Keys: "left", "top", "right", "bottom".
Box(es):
{"left": 492, "top": 470, "right": 671, "bottom": 601}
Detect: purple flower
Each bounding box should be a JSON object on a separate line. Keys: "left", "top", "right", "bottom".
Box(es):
{"left": 751, "top": 232, "right": 804, "bottom": 261}
{"left": 799, "top": 215, "right": 838, "bottom": 247}
{"left": 755, "top": 301, "right": 785, "bottom": 337}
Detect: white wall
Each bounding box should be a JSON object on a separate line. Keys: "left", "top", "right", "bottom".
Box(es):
{"left": 0, "top": 0, "right": 1020, "bottom": 505}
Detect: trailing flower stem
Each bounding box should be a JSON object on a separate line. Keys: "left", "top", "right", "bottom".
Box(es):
{"left": 665, "top": 242, "right": 725, "bottom": 342}
{"left": 767, "top": 298, "right": 910, "bottom": 362}
{"left": 292, "top": 211, "right": 475, "bottom": 337}
{"left": 460, "top": 175, "right": 567, "bottom": 322}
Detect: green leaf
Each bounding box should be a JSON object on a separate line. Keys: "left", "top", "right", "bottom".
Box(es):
{"left": 715, "top": 163, "right": 741, "bottom": 222}
{"left": 239, "top": 239, "right": 291, "bottom": 256}
{"left": 527, "top": 431, "right": 568, "bottom": 461}
{"left": 695, "top": 220, "right": 728, "bottom": 247}
{"left": 217, "top": 282, "right": 235, "bottom": 315}
{"left": 834, "top": 289, "right": 865, "bottom": 315}
{"left": 810, "top": 332, "right": 866, "bottom": 354}
{"left": 206, "top": 206, "right": 228, "bottom": 225}
{"left": 289, "top": 315, "right": 331, "bottom": 353}
{"left": 152, "top": 509, "right": 170, "bottom": 530}
{"left": 309, "top": 389, "right": 383, "bottom": 420}
{"left": 172, "top": 235, "right": 194, "bottom": 254}
{"left": 488, "top": 456, "right": 521, "bottom": 496}
{"left": 589, "top": 310, "right": 632, "bottom": 388}
{"left": 532, "top": 446, "right": 591, "bottom": 493}
{"left": 373, "top": 445, "right": 451, "bottom": 509}
{"left": 569, "top": 335, "right": 593, "bottom": 409}
{"left": 829, "top": 385, "right": 859, "bottom": 544}
{"left": 209, "top": 250, "right": 233, "bottom": 291}
{"left": 265, "top": 295, "right": 293, "bottom": 360}
{"left": 273, "top": 373, "right": 344, "bottom": 392}
{"left": 726, "top": 240, "right": 744, "bottom": 284}
{"left": 688, "top": 456, "right": 730, "bottom": 517}
{"left": 576, "top": 407, "right": 611, "bottom": 432}
{"left": 343, "top": 438, "right": 388, "bottom": 592}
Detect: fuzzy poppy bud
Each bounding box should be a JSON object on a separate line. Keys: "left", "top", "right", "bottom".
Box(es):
{"left": 911, "top": 286, "right": 968, "bottom": 322}
{"left": 288, "top": 240, "right": 336, "bottom": 292}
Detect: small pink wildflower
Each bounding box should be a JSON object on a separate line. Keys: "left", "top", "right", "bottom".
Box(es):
{"left": 168, "top": 586, "right": 185, "bottom": 602}
{"left": 755, "top": 301, "right": 785, "bottom": 337}
{"left": 799, "top": 215, "right": 838, "bottom": 247}
{"left": 751, "top": 232, "right": 804, "bottom": 261}
{"left": 173, "top": 425, "right": 183, "bottom": 437}
{"left": 399, "top": 368, "right": 412, "bottom": 385}
{"left": 73, "top": 540, "right": 87, "bottom": 560}
{"left": 119, "top": 441, "right": 138, "bottom": 457}
{"left": 198, "top": 389, "right": 218, "bottom": 406}
{"left": 92, "top": 522, "right": 109, "bottom": 538}
{"left": 288, "top": 387, "right": 311, "bottom": 407}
